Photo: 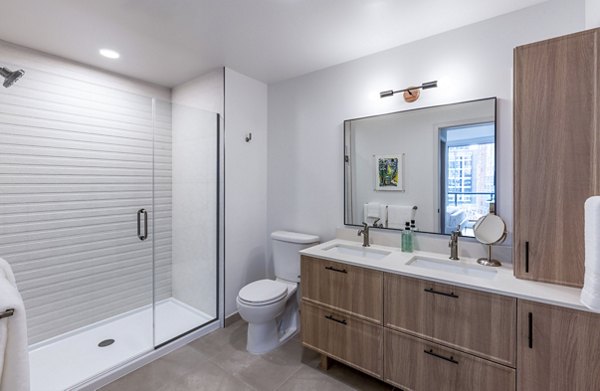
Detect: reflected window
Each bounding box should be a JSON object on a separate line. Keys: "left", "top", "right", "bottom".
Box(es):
{"left": 441, "top": 122, "right": 495, "bottom": 235}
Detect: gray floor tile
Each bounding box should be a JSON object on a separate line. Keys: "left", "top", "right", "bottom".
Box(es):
{"left": 209, "top": 333, "right": 302, "bottom": 390}
{"left": 276, "top": 366, "right": 356, "bottom": 391}
{"left": 169, "top": 361, "right": 256, "bottom": 391}
{"left": 321, "top": 362, "right": 394, "bottom": 391}
{"left": 101, "top": 320, "right": 395, "bottom": 391}
{"left": 99, "top": 346, "right": 212, "bottom": 391}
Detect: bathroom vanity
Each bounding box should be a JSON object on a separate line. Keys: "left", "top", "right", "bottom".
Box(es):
{"left": 299, "top": 240, "right": 600, "bottom": 391}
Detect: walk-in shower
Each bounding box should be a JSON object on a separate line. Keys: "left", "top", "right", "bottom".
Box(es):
{"left": 0, "top": 60, "right": 221, "bottom": 390}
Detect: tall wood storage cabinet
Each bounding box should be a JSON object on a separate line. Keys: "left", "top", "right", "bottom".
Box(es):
{"left": 514, "top": 28, "right": 600, "bottom": 288}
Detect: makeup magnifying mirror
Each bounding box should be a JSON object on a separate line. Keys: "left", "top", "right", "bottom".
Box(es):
{"left": 473, "top": 213, "right": 507, "bottom": 267}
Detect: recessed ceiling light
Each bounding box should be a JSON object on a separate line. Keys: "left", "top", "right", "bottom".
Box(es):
{"left": 99, "top": 49, "right": 120, "bottom": 59}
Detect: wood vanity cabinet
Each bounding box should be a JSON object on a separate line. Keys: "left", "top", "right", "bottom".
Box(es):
{"left": 384, "top": 274, "right": 517, "bottom": 367}
{"left": 517, "top": 300, "right": 600, "bottom": 391}
{"left": 301, "top": 255, "right": 383, "bottom": 323}
{"left": 302, "top": 255, "right": 600, "bottom": 390}
{"left": 513, "top": 28, "right": 600, "bottom": 287}
{"left": 300, "top": 256, "right": 517, "bottom": 389}
{"left": 300, "top": 256, "right": 384, "bottom": 377}
{"left": 385, "top": 329, "right": 515, "bottom": 391}
{"left": 301, "top": 301, "right": 383, "bottom": 378}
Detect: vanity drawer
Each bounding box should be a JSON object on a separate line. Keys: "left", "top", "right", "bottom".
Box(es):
{"left": 384, "top": 328, "right": 515, "bottom": 391}
{"left": 301, "top": 301, "right": 383, "bottom": 378}
{"left": 301, "top": 255, "right": 383, "bottom": 323}
{"left": 384, "top": 274, "right": 517, "bottom": 367}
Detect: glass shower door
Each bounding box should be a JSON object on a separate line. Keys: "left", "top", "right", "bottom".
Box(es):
{"left": 153, "top": 100, "right": 219, "bottom": 346}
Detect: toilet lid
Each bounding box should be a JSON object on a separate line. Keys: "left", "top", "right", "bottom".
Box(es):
{"left": 238, "top": 279, "right": 288, "bottom": 305}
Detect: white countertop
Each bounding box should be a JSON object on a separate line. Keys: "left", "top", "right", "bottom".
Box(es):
{"left": 300, "top": 238, "right": 591, "bottom": 313}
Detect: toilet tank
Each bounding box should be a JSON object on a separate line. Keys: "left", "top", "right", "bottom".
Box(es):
{"left": 271, "top": 231, "right": 320, "bottom": 283}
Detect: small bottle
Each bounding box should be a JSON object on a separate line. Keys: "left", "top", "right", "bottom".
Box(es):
{"left": 410, "top": 219, "right": 417, "bottom": 232}
{"left": 402, "top": 222, "right": 414, "bottom": 253}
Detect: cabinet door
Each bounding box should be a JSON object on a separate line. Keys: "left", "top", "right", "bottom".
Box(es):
{"left": 301, "top": 301, "right": 383, "bottom": 378}
{"left": 385, "top": 274, "right": 516, "bottom": 366}
{"left": 514, "top": 29, "right": 599, "bottom": 287}
{"left": 301, "top": 256, "right": 383, "bottom": 323}
{"left": 384, "top": 329, "right": 515, "bottom": 391}
{"left": 517, "top": 300, "right": 600, "bottom": 390}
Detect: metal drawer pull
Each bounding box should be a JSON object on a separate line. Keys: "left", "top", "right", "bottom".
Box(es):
{"left": 325, "top": 314, "right": 347, "bottom": 325}
{"left": 137, "top": 208, "right": 148, "bottom": 241}
{"left": 525, "top": 241, "right": 530, "bottom": 273}
{"left": 424, "top": 287, "right": 459, "bottom": 299}
{"left": 528, "top": 312, "right": 533, "bottom": 349}
{"left": 0, "top": 308, "right": 14, "bottom": 319}
{"left": 424, "top": 349, "right": 459, "bottom": 364}
{"left": 324, "top": 266, "right": 347, "bottom": 274}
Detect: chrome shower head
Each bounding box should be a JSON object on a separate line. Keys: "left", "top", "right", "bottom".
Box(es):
{"left": 0, "top": 67, "right": 25, "bottom": 88}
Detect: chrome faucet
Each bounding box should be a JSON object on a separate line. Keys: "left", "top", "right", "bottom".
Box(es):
{"left": 358, "top": 222, "right": 370, "bottom": 247}
{"left": 449, "top": 225, "right": 461, "bottom": 260}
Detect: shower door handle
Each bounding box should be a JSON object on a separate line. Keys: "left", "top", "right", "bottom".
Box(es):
{"left": 137, "top": 208, "right": 148, "bottom": 241}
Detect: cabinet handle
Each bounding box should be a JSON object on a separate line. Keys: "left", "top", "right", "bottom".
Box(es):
{"left": 525, "top": 241, "right": 530, "bottom": 273}
{"left": 424, "top": 349, "right": 459, "bottom": 365}
{"left": 325, "top": 266, "right": 347, "bottom": 274}
{"left": 325, "top": 314, "right": 347, "bottom": 325}
{"left": 424, "top": 287, "right": 459, "bottom": 299}
{"left": 528, "top": 312, "right": 533, "bottom": 349}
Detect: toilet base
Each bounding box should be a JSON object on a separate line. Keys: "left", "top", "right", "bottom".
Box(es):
{"left": 246, "top": 299, "right": 299, "bottom": 355}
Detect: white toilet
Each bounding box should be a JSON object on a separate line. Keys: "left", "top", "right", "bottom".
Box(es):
{"left": 237, "top": 231, "right": 320, "bottom": 354}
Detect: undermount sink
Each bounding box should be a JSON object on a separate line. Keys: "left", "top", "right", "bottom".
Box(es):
{"left": 323, "top": 243, "right": 391, "bottom": 260}
{"left": 406, "top": 256, "right": 497, "bottom": 280}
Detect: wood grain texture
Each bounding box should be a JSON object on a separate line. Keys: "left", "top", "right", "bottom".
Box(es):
{"left": 319, "top": 354, "right": 332, "bottom": 370}
{"left": 385, "top": 274, "right": 516, "bottom": 366}
{"left": 384, "top": 328, "right": 515, "bottom": 391}
{"left": 301, "top": 255, "right": 383, "bottom": 323}
{"left": 517, "top": 300, "right": 600, "bottom": 391}
{"left": 301, "top": 301, "right": 383, "bottom": 378}
{"left": 514, "top": 28, "right": 600, "bottom": 288}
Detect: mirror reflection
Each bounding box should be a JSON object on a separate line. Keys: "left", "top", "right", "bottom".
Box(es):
{"left": 473, "top": 212, "right": 507, "bottom": 267}
{"left": 344, "top": 98, "right": 496, "bottom": 237}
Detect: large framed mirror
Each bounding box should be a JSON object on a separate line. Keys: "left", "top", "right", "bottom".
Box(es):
{"left": 344, "top": 97, "right": 496, "bottom": 237}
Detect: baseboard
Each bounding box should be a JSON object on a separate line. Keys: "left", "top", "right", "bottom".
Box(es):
{"left": 224, "top": 312, "right": 241, "bottom": 327}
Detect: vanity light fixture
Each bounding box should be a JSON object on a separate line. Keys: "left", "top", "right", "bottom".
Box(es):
{"left": 380, "top": 80, "right": 438, "bottom": 102}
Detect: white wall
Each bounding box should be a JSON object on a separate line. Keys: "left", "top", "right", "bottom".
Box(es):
{"left": 172, "top": 69, "right": 224, "bottom": 115}
{"left": 586, "top": 0, "right": 600, "bottom": 28}
{"left": 0, "top": 40, "right": 172, "bottom": 344}
{"left": 224, "top": 68, "right": 268, "bottom": 317}
{"left": 267, "top": 0, "right": 585, "bottom": 256}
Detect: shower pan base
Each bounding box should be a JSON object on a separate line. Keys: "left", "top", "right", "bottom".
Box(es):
{"left": 29, "top": 298, "right": 213, "bottom": 391}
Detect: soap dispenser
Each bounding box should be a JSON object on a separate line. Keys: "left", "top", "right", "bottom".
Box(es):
{"left": 402, "top": 221, "right": 414, "bottom": 253}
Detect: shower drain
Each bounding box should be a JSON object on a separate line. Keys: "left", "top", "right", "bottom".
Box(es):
{"left": 98, "top": 339, "right": 115, "bottom": 347}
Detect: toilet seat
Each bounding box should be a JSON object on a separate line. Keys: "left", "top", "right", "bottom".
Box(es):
{"left": 238, "top": 279, "right": 288, "bottom": 306}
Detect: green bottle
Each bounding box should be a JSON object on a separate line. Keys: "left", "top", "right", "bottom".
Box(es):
{"left": 402, "top": 222, "right": 414, "bottom": 253}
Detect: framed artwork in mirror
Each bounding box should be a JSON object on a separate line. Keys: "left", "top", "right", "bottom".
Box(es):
{"left": 375, "top": 154, "right": 404, "bottom": 191}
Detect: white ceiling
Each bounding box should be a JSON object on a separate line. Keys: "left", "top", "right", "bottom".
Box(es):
{"left": 0, "top": 0, "right": 545, "bottom": 87}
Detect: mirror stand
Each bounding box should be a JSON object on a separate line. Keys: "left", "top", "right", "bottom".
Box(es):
{"left": 477, "top": 245, "right": 502, "bottom": 267}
